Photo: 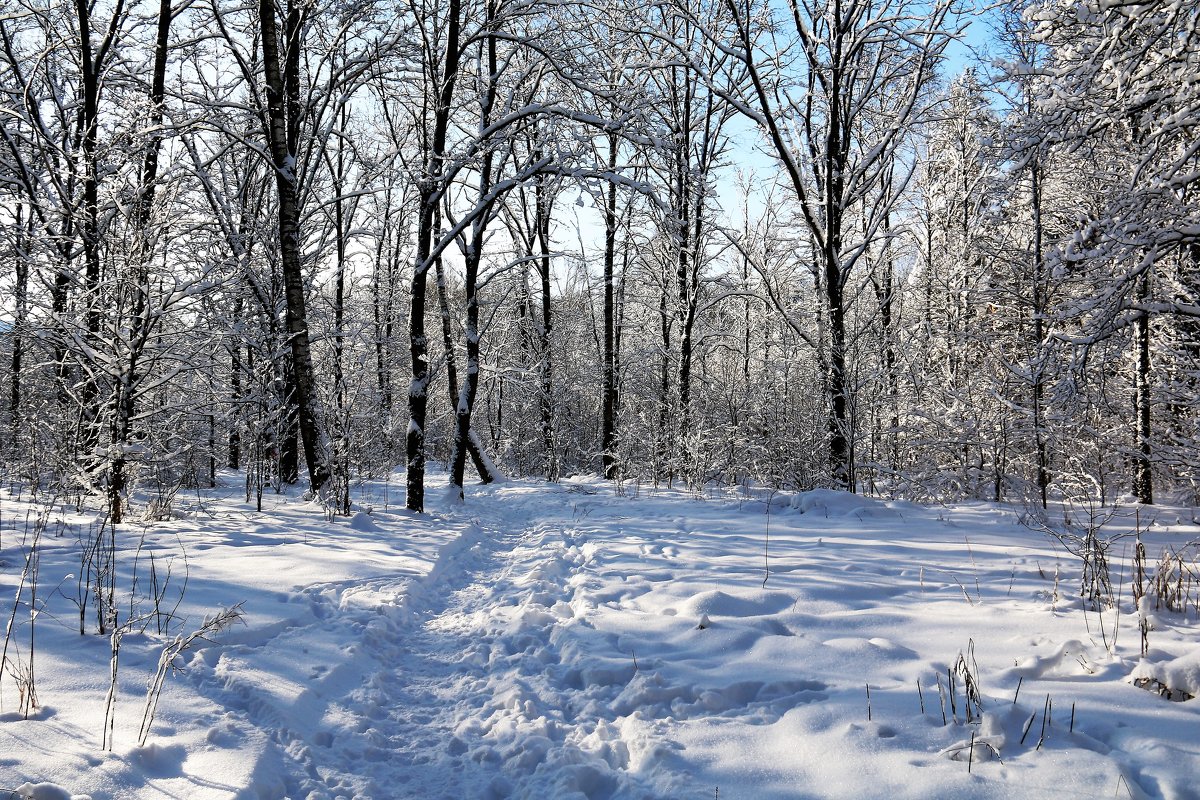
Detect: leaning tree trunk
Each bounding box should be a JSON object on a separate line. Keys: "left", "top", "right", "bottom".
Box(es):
{"left": 448, "top": 8, "right": 498, "bottom": 501}
{"left": 447, "top": 229, "right": 486, "bottom": 500}
{"left": 433, "top": 205, "right": 497, "bottom": 484}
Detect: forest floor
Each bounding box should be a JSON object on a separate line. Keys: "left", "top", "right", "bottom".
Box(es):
{"left": 1, "top": 472, "right": 1199, "bottom": 799}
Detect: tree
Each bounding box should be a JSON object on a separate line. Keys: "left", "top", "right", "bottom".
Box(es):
{"left": 400, "top": 0, "right": 464, "bottom": 512}
{"left": 255, "top": 0, "right": 333, "bottom": 495}
{"left": 1016, "top": 0, "right": 1200, "bottom": 503}
{"left": 642, "top": 0, "right": 737, "bottom": 483}
{"left": 103, "top": 0, "right": 174, "bottom": 521}
{"left": 205, "top": 0, "right": 396, "bottom": 496}
{"left": 712, "top": 0, "right": 956, "bottom": 488}
{"left": 504, "top": 123, "right": 567, "bottom": 482}
{"left": 905, "top": 70, "right": 1010, "bottom": 500}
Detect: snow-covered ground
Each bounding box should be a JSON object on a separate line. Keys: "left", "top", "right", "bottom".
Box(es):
{"left": 2, "top": 473, "right": 1199, "bottom": 799}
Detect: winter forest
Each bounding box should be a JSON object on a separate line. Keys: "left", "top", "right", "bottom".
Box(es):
{"left": 0, "top": 0, "right": 1194, "bottom": 513}
{"left": 2, "top": 0, "right": 1200, "bottom": 797}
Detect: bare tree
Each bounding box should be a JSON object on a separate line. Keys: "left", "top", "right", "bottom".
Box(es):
{"left": 711, "top": 0, "right": 956, "bottom": 489}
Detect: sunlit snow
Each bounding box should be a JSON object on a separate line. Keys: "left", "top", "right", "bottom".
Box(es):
{"left": 1, "top": 474, "right": 1198, "bottom": 799}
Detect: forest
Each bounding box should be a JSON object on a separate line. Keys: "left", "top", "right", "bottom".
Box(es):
{"left": 1, "top": 0, "right": 1198, "bottom": 515}
{"left": 2, "top": 1, "right": 1200, "bottom": 797}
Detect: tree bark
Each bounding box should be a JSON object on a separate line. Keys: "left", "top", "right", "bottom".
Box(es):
{"left": 278, "top": 362, "right": 301, "bottom": 485}
{"left": 601, "top": 131, "right": 621, "bottom": 479}
{"left": 10, "top": 205, "right": 28, "bottom": 438}
{"left": 372, "top": 199, "right": 397, "bottom": 417}
{"left": 107, "top": 0, "right": 172, "bottom": 522}
{"left": 229, "top": 301, "right": 243, "bottom": 471}
{"left": 434, "top": 206, "right": 496, "bottom": 484}
{"left": 535, "top": 171, "right": 558, "bottom": 482}
{"left": 1133, "top": 272, "right": 1154, "bottom": 504}
{"left": 870, "top": 211, "right": 898, "bottom": 486}
{"left": 1030, "top": 158, "right": 1050, "bottom": 508}
{"left": 448, "top": 1, "right": 497, "bottom": 501}
{"left": 73, "top": 0, "right": 103, "bottom": 460}
{"left": 259, "top": 0, "right": 331, "bottom": 494}
{"left": 407, "top": 0, "right": 462, "bottom": 511}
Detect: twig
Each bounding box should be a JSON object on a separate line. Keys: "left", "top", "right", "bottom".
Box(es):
{"left": 937, "top": 673, "right": 947, "bottom": 725}
{"left": 948, "top": 667, "right": 958, "bottom": 723}
{"left": 762, "top": 490, "right": 776, "bottom": 588}
{"left": 1020, "top": 712, "right": 1036, "bottom": 745}
{"left": 1036, "top": 694, "right": 1050, "bottom": 750}
{"left": 139, "top": 604, "right": 243, "bottom": 746}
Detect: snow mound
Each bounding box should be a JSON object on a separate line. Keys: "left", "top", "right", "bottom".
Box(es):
{"left": 681, "top": 589, "right": 795, "bottom": 619}
{"left": 13, "top": 784, "right": 90, "bottom": 800}
{"left": 349, "top": 511, "right": 383, "bottom": 532}
{"left": 1005, "top": 639, "right": 1099, "bottom": 680}
{"left": 1131, "top": 650, "right": 1200, "bottom": 701}
{"left": 788, "top": 489, "right": 894, "bottom": 518}
{"left": 128, "top": 743, "right": 187, "bottom": 778}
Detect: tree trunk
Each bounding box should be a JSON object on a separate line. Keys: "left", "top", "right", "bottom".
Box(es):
{"left": 73, "top": 0, "right": 103, "bottom": 461}
{"left": 1133, "top": 272, "right": 1154, "bottom": 504}
{"left": 73, "top": 0, "right": 101, "bottom": 343}
{"left": 871, "top": 212, "right": 898, "bottom": 485}
{"left": 407, "top": 0, "right": 462, "bottom": 511}
{"left": 259, "top": 0, "right": 330, "bottom": 494}
{"left": 229, "top": 341, "right": 242, "bottom": 470}
{"left": 407, "top": 192, "right": 433, "bottom": 511}
{"left": 676, "top": 196, "right": 696, "bottom": 478}
{"left": 107, "top": 0, "right": 172, "bottom": 523}
{"left": 330, "top": 101, "right": 349, "bottom": 418}
{"left": 601, "top": 131, "right": 621, "bottom": 479}
{"left": 434, "top": 207, "right": 496, "bottom": 484}
{"left": 448, "top": 4, "right": 497, "bottom": 501}
{"left": 535, "top": 172, "right": 558, "bottom": 482}
{"left": 279, "top": 362, "right": 301, "bottom": 485}
{"left": 372, "top": 204, "right": 395, "bottom": 417}
{"left": 1030, "top": 160, "right": 1050, "bottom": 508}
{"left": 447, "top": 229, "right": 484, "bottom": 499}
{"left": 825, "top": 25, "right": 854, "bottom": 491}
{"left": 826, "top": 275, "right": 851, "bottom": 490}
{"left": 658, "top": 274, "right": 672, "bottom": 482}
{"left": 10, "top": 205, "right": 27, "bottom": 439}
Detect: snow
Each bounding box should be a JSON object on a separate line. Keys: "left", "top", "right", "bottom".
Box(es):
{"left": 1132, "top": 650, "right": 1200, "bottom": 701}
{"left": 2, "top": 475, "right": 1199, "bottom": 799}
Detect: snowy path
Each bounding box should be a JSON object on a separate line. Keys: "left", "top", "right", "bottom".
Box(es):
{"left": 185, "top": 486, "right": 682, "bottom": 799}
{"left": 5, "top": 478, "right": 1200, "bottom": 799}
